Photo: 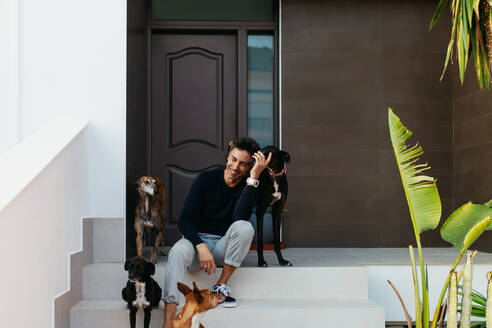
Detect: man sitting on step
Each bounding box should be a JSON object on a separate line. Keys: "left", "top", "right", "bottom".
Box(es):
{"left": 162, "top": 137, "right": 271, "bottom": 328}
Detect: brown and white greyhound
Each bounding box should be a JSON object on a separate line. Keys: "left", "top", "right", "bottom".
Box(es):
{"left": 135, "top": 175, "right": 168, "bottom": 263}
{"left": 172, "top": 282, "right": 224, "bottom": 328}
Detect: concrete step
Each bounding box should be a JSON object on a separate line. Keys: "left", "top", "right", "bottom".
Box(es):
{"left": 83, "top": 263, "right": 369, "bottom": 301}
{"left": 91, "top": 218, "right": 125, "bottom": 263}
{"left": 70, "top": 299, "right": 385, "bottom": 328}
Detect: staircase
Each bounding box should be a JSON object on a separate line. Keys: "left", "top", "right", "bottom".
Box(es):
{"left": 69, "top": 219, "right": 385, "bottom": 327}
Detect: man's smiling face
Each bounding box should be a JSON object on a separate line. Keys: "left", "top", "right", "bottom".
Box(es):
{"left": 225, "top": 147, "right": 252, "bottom": 183}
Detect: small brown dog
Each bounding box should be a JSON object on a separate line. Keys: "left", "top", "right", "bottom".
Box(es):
{"left": 135, "top": 175, "right": 168, "bottom": 263}
{"left": 172, "top": 282, "right": 224, "bottom": 328}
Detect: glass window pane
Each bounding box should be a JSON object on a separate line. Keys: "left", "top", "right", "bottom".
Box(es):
{"left": 152, "top": 0, "right": 274, "bottom": 21}
{"left": 248, "top": 35, "right": 274, "bottom": 147}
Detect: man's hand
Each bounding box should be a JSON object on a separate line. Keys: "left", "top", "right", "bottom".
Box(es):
{"left": 195, "top": 243, "right": 216, "bottom": 274}
{"left": 249, "top": 151, "right": 272, "bottom": 180}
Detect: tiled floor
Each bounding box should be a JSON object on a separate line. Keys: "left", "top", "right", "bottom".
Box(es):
{"left": 214, "top": 247, "right": 492, "bottom": 267}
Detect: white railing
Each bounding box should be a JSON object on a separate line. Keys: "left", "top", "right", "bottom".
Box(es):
{"left": 0, "top": 118, "right": 89, "bottom": 328}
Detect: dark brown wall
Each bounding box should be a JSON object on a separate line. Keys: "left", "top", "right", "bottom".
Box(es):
{"left": 126, "top": 0, "right": 492, "bottom": 250}
{"left": 281, "top": 0, "right": 454, "bottom": 247}
{"left": 453, "top": 63, "right": 492, "bottom": 251}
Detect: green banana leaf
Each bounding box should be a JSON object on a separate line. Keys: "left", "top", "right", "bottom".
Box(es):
{"left": 441, "top": 201, "right": 492, "bottom": 250}
{"left": 430, "top": 0, "right": 450, "bottom": 30}
{"left": 388, "top": 108, "right": 442, "bottom": 233}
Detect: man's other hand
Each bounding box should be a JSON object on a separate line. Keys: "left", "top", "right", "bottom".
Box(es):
{"left": 249, "top": 151, "right": 272, "bottom": 180}
{"left": 196, "top": 243, "right": 216, "bottom": 274}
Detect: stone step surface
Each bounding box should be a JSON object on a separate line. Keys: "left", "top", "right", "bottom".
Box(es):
{"left": 91, "top": 218, "right": 125, "bottom": 263}
{"left": 83, "top": 263, "right": 370, "bottom": 301}
{"left": 71, "top": 299, "right": 385, "bottom": 328}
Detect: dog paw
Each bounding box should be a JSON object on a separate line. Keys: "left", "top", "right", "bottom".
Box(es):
{"left": 279, "top": 260, "right": 292, "bottom": 266}
{"left": 258, "top": 261, "right": 268, "bottom": 268}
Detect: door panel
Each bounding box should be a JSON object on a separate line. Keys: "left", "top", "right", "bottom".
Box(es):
{"left": 151, "top": 33, "right": 237, "bottom": 244}
{"left": 169, "top": 48, "right": 223, "bottom": 148}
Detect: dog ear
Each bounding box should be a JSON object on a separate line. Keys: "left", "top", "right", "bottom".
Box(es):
{"left": 192, "top": 282, "right": 204, "bottom": 303}
{"left": 154, "top": 176, "right": 165, "bottom": 195}
{"left": 124, "top": 260, "right": 130, "bottom": 271}
{"left": 147, "top": 262, "right": 155, "bottom": 275}
{"left": 281, "top": 150, "right": 290, "bottom": 163}
{"left": 177, "top": 282, "right": 191, "bottom": 296}
{"left": 193, "top": 291, "right": 204, "bottom": 303}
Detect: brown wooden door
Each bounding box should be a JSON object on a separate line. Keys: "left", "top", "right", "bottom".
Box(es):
{"left": 151, "top": 33, "right": 237, "bottom": 244}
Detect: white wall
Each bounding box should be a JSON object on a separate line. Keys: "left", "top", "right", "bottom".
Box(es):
{"left": 369, "top": 264, "right": 491, "bottom": 322}
{"left": 0, "top": 0, "right": 20, "bottom": 154}
{"left": 17, "top": 0, "right": 127, "bottom": 217}
{"left": 0, "top": 122, "right": 89, "bottom": 327}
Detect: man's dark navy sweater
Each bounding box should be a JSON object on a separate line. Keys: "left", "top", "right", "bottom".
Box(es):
{"left": 177, "top": 168, "right": 259, "bottom": 246}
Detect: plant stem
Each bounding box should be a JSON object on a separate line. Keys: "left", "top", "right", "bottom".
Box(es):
{"left": 486, "top": 272, "right": 492, "bottom": 328}
{"left": 388, "top": 279, "right": 414, "bottom": 327}
{"left": 437, "top": 297, "right": 447, "bottom": 328}
{"left": 448, "top": 271, "right": 458, "bottom": 328}
{"left": 410, "top": 245, "right": 423, "bottom": 328}
{"left": 460, "top": 251, "right": 473, "bottom": 328}
{"left": 431, "top": 248, "right": 466, "bottom": 328}
{"left": 416, "top": 236, "right": 429, "bottom": 328}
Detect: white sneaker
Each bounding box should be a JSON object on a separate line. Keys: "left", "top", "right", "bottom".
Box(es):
{"left": 211, "top": 284, "right": 237, "bottom": 308}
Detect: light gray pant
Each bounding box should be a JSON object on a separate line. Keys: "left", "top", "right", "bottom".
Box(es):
{"left": 164, "top": 220, "right": 254, "bottom": 304}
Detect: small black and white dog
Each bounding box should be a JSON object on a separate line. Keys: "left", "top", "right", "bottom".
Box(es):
{"left": 122, "top": 257, "right": 162, "bottom": 328}
{"left": 255, "top": 145, "right": 292, "bottom": 267}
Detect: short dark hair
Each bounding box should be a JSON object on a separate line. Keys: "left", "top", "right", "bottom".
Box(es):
{"left": 229, "top": 137, "right": 260, "bottom": 156}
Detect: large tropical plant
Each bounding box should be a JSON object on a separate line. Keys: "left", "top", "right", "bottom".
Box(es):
{"left": 389, "top": 107, "right": 441, "bottom": 327}
{"left": 430, "top": 0, "right": 492, "bottom": 89}
{"left": 387, "top": 108, "right": 492, "bottom": 328}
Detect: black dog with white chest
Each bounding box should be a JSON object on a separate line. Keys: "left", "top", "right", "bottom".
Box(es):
{"left": 255, "top": 145, "right": 292, "bottom": 267}
{"left": 122, "top": 257, "right": 162, "bottom": 328}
